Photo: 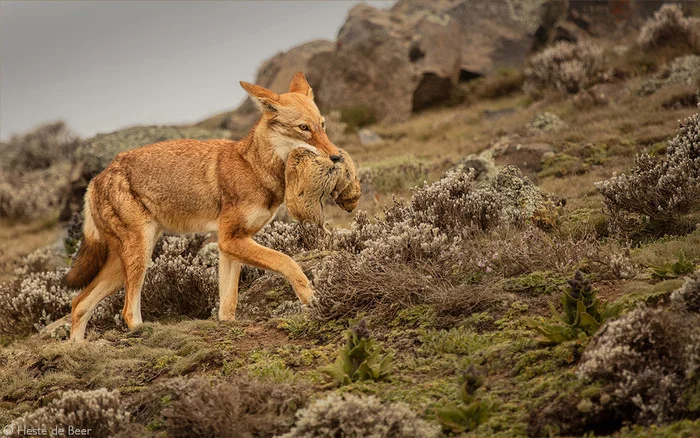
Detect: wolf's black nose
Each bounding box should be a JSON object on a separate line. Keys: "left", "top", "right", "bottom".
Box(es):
{"left": 330, "top": 154, "right": 343, "bottom": 163}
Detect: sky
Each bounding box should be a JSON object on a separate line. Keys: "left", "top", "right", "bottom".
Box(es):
{"left": 0, "top": 0, "right": 394, "bottom": 141}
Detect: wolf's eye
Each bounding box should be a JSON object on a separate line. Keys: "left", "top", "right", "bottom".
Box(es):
{"left": 299, "top": 124, "right": 310, "bottom": 131}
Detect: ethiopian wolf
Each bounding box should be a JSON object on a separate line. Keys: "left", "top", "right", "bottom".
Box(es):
{"left": 64, "top": 72, "right": 343, "bottom": 341}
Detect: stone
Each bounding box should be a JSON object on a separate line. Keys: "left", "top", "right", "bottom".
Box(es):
{"left": 357, "top": 129, "right": 383, "bottom": 146}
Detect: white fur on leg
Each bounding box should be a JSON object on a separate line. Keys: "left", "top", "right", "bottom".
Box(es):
{"left": 70, "top": 279, "right": 121, "bottom": 341}
{"left": 218, "top": 252, "right": 241, "bottom": 321}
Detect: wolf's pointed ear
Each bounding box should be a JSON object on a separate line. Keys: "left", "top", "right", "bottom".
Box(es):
{"left": 289, "top": 72, "right": 313, "bottom": 98}
{"left": 240, "top": 81, "right": 280, "bottom": 113}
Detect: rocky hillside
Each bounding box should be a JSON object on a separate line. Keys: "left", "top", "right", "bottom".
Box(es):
{"left": 1, "top": 1, "right": 700, "bottom": 437}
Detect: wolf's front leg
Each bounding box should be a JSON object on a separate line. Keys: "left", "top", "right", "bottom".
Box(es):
{"left": 218, "top": 249, "right": 242, "bottom": 320}
{"left": 218, "top": 236, "right": 315, "bottom": 304}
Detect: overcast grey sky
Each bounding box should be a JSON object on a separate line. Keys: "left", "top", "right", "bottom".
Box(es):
{"left": 0, "top": 1, "right": 393, "bottom": 141}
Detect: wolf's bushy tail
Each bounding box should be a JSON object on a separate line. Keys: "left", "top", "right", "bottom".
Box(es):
{"left": 64, "top": 192, "right": 108, "bottom": 289}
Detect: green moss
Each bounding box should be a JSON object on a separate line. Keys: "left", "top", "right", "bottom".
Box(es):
{"left": 418, "top": 327, "right": 492, "bottom": 356}
{"left": 539, "top": 153, "right": 586, "bottom": 178}
{"left": 615, "top": 279, "right": 686, "bottom": 309}
{"left": 560, "top": 208, "right": 610, "bottom": 239}
{"left": 276, "top": 313, "right": 344, "bottom": 342}
{"left": 501, "top": 271, "right": 567, "bottom": 296}
{"left": 614, "top": 420, "right": 700, "bottom": 437}
{"left": 512, "top": 341, "right": 583, "bottom": 380}
{"left": 390, "top": 305, "right": 437, "bottom": 329}
{"left": 632, "top": 228, "right": 700, "bottom": 267}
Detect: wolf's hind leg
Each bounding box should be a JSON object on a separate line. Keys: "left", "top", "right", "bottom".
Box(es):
{"left": 70, "top": 253, "right": 123, "bottom": 341}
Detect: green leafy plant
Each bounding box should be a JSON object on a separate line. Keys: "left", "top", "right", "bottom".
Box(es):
{"left": 436, "top": 368, "right": 494, "bottom": 433}
{"left": 320, "top": 319, "right": 393, "bottom": 385}
{"left": 527, "top": 271, "right": 621, "bottom": 344}
{"left": 649, "top": 252, "right": 695, "bottom": 280}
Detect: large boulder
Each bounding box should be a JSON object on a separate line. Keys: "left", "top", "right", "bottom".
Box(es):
{"left": 393, "top": 0, "right": 566, "bottom": 76}
{"left": 232, "top": 1, "right": 564, "bottom": 125}
{"left": 316, "top": 3, "right": 465, "bottom": 121}
{"left": 63, "top": 125, "right": 229, "bottom": 219}
{"left": 222, "top": 0, "right": 682, "bottom": 126}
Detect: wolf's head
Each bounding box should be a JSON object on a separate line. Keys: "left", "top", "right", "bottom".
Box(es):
{"left": 240, "top": 72, "right": 341, "bottom": 162}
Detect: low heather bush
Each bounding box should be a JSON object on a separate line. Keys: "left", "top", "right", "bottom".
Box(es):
{"left": 524, "top": 41, "right": 604, "bottom": 95}
{"left": 0, "top": 268, "right": 75, "bottom": 336}
{"left": 0, "top": 163, "right": 71, "bottom": 220}
{"left": 254, "top": 221, "right": 335, "bottom": 256}
{"left": 637, "top": 4, "right": 700, "bottom": 52}
{"left": 10, "top": 389, "right": 130, "bottom": 438}
{"left": 132, "top": 234, "right": 219, "bottom": 322}
{"left": 280, "top": 392, "right": 439, "bottom": 438}
{"left": 310, "top": 164, "right": 632, "bottom": 323}
{"left": 596, "top": 113, "right": 700, "bottom": 234}
{"left": 2, "top": 121, "right": 80, "bottom": 172}
{"left": 155, "top": 376, "right": 306, "bottom": 438}
{"left": 639, "top": 54, "right": 700, "bottom": 96}
{"left": 578, "top": 302, "right": 700, "bottom": 424}
{"left": 0, "top": 234, "right": 221, "bottom": 337}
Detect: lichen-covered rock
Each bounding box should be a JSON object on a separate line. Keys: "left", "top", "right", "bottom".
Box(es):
{"left": 528, "top": 112, "right": 566, "bottom": 133}
{"left": 492, "top": 165, "right": 548, "bottom": 224}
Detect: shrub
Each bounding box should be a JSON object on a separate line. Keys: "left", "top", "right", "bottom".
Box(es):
{"left": 139, "top": 235, "right": 219, "bottom": 321}
{"left": 0, "top": 268, "right": 76, "bottom": 336}
{"left": 13, "top": 244, "right": 65, "bottom": 277}
{"left": 280, "top": 392, "right": 439, "bottom": 438}
{"left": 637, "top": 4, "right": 700, "bottom": 52}
{"left": 157, "top": 376, "right": 306, "bottom": 438}
{"left": 639, "top": 54, "right": 700, "bottom": 96}
{"left": 595, "top": 113, "right": 700, "bottom": 235}
{"left": 0, "top": 234, "right": 221, "bottom": 338}
{"left": 338, "top": 105, "right": 376, "bottom": 131}
{"left": 254, "top": 221, "right": 334, "bottom": 256}
{"left": 578, "top": 296, "right": 700, "bottom": 424}
{"left": 524, "top": 41, "right": 604, "bottom": 95}
{"left": 0, "top": 163, "right": 71, "bottom": 221}
{"left": 436, "top": 368, "right": 494, "bottom": 434}
{"left": 320, "top": 319, "right": 393, "bottom": 385}
{"left": 527, "top": 271, "right": 621, "bottom": 344}
{"left": 2, "top": 121, "right": 79, "bottom": 171}
{"left": 10, "top": 389, "right": 130, "bottom": 437}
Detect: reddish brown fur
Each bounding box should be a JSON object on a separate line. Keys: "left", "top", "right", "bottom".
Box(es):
{"left": 64, "top": 237, "right": 108, "bottom": 289}
{"left": 65, "top": 72, "right": 351, "bottom": 341}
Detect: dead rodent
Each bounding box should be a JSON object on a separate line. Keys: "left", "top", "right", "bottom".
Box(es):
{"left": 285, "top": 148, "right": 361, "bottom": 229}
